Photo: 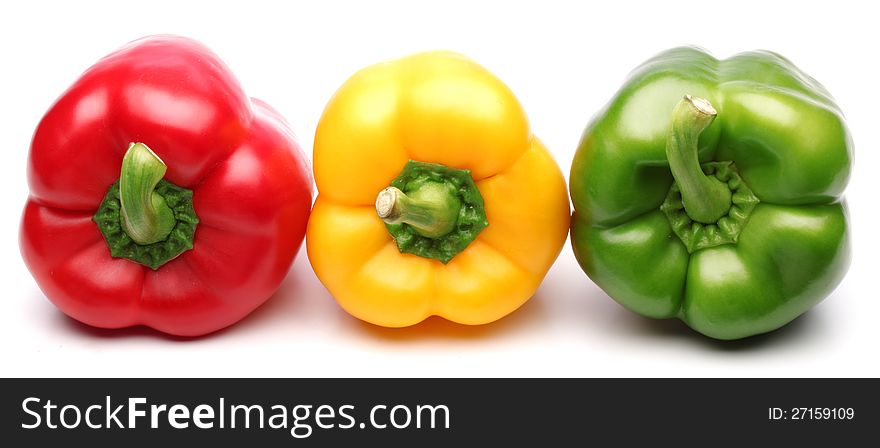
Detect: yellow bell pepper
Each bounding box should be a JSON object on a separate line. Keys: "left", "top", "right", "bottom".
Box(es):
{"left": 307, "top": 51, "right": 570, "bottom": 327}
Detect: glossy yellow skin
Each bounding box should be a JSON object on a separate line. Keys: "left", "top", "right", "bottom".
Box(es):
{"left": 308, "top": 52, "right": 570, "bottom": 327}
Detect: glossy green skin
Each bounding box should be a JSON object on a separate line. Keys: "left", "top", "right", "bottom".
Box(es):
{"left": 570, "top": 47, "right": 852, "bottom": 340}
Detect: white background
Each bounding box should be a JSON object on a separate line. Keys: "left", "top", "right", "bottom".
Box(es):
{"left": 1, "top": 0, "right": 877, "bottom": 377}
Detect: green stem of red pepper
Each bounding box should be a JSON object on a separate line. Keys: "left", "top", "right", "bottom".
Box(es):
{"left": 665, "top": 95, "right": 732, "bottom": 224}
{"left": 92, "top": 143, "right": 198, "bottom": 269}
{"left": 119, "top": 143, "right": 176, "bottom": 244}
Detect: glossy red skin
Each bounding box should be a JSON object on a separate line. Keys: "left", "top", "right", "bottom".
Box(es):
{"left": 20, "top": 36, "right": 312, "bottom": 336}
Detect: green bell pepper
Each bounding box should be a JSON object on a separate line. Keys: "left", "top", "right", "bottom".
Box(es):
{"left": 570, "top": 47, "right": 852, "bottom": 340}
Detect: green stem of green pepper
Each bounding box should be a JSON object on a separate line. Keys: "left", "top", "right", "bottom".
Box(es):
{"left": 119, "top": 142, "right": 176, "bottom": 245}
{"left": 376, "top": 183, "right": 462, "bottom": 238}
{"left": 666, "top": 95, "right": 731, "bottom": 224}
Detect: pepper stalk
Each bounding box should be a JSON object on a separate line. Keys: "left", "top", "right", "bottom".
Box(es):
{"left": 374, "top": 160, "right": 487, "bottom": 263}
{"left": 92, "top": 142, "right": 199, "bottom": 269}
{"left": 119, "top": 142, "right": 177, "bottom": 244}
{"left": 665, "top": 95, "right": 732, "bottom": 224}
{"left": 376, "top": 184, "right": 462, "bottom": 238}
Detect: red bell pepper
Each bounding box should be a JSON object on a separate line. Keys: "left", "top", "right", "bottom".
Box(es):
{"left": 20, "top": 35, "right": 312, "bottom": 336}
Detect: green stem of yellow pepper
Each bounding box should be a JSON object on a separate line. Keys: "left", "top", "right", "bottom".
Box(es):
{"left": 666, "top": 95, "right": 732, "bottom": 224}
{"left": 375, "top": 160, "right": 487, "bottom": 264}
{"left": 376, "top": 183, "right": 462, "bottom": 238}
